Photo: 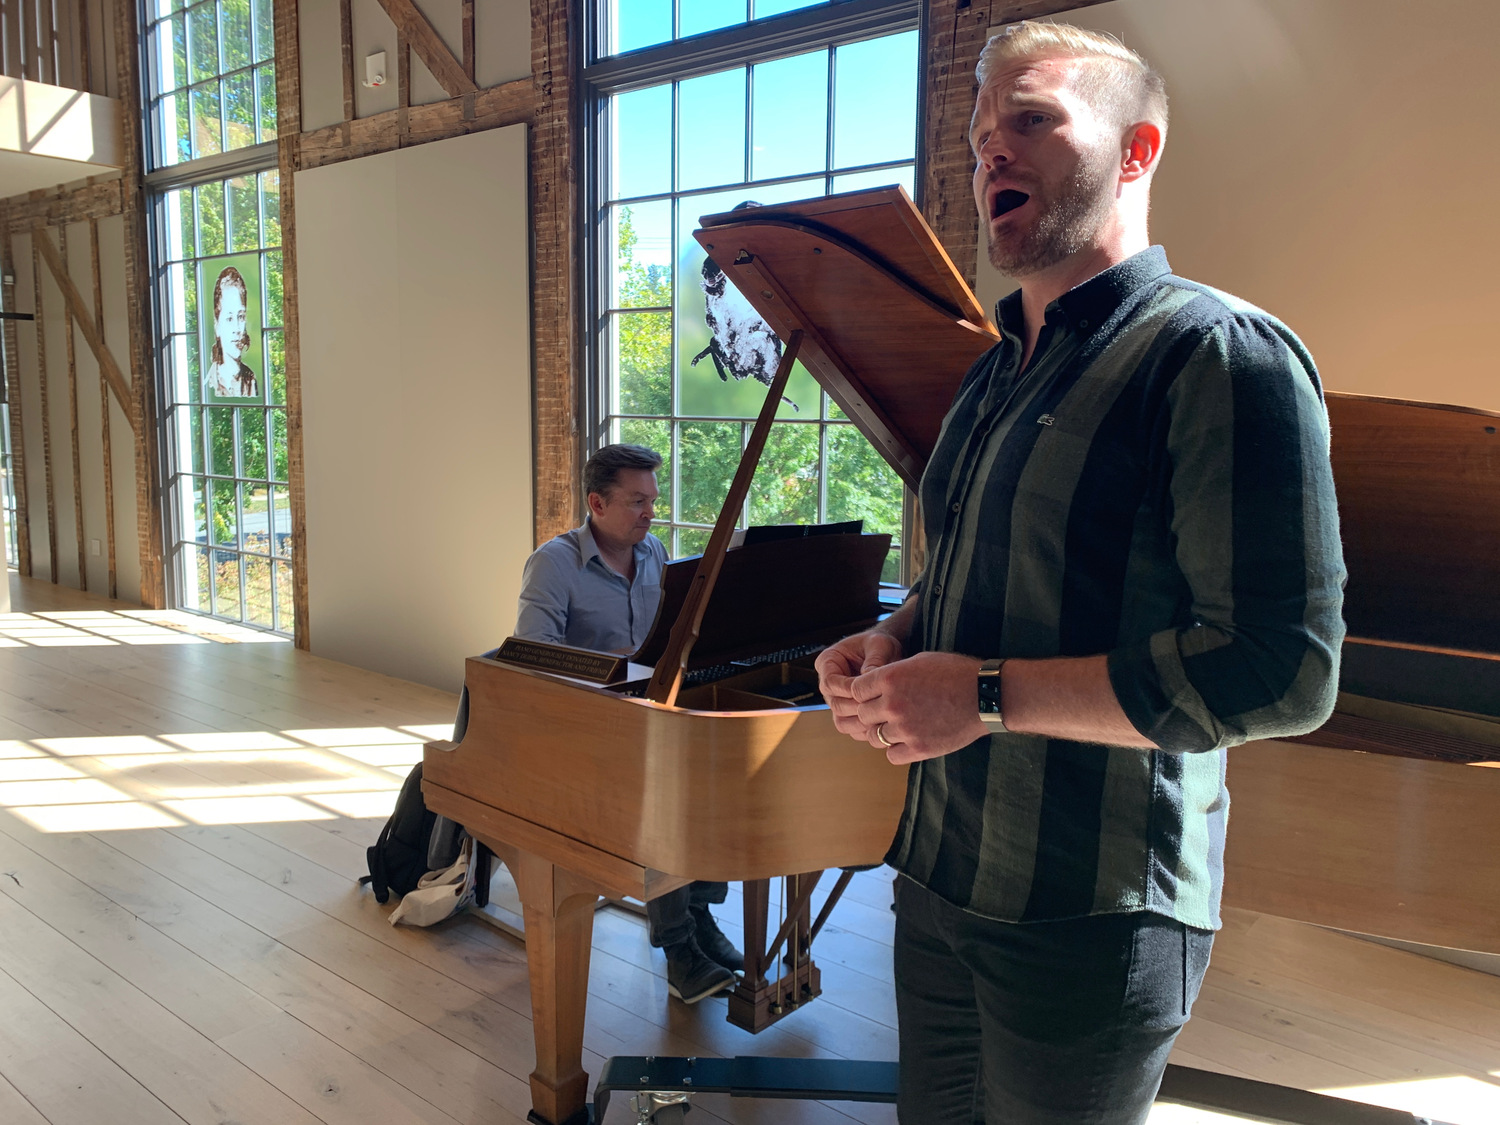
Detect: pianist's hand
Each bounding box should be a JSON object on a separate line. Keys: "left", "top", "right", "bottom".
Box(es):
{"left": 847, "top": 652, "right": 990, "bottom": 765}
{"left": 816, "top": 629, "right": 905, "bottom": 743}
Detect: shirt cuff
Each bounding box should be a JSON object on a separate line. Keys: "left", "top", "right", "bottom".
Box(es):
{"left": 1108, "top": 631, "right": 1227, "bottom": 753}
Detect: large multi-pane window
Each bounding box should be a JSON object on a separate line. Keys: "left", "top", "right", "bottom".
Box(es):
{"left": 159, "top": 175, "right": 290, "bottom": 630}
{"left": 145, "top": 0, "right": 277, "bottom": 169}
{"left": 144, "top": 0, "right": 288, "bottom": 632}
{"left": 589, "top": 3, "right": 920, "bottom": 579}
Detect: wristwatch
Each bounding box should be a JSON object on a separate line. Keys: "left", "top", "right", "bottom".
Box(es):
{"left": 977, "top": 658, "right": 1008, "bottom": 732}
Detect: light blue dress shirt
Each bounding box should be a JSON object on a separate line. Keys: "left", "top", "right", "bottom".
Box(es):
{"left": 514, "top": 520, "right": 668, "bottom": 653}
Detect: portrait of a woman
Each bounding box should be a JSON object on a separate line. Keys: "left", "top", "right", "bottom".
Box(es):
{"left": 206, "top": 266, "right": 257, "bottom": 399}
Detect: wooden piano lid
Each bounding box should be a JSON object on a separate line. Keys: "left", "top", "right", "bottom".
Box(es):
{"left": 695, "top": 186, "right": 1000, "bottom": 490}
{"left": 1328, "top": 392, "right": 1500, "bottom": 657}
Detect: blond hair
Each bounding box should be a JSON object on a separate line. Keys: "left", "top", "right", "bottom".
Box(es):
{"left": 977, "top": 21, "right": 1168, "bottom": 133}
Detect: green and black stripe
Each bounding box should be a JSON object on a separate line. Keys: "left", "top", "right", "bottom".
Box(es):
{"left": 887, "top": 247, "right": 1346, "bottom": 931}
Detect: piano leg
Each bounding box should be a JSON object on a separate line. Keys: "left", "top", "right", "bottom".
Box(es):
{"left": 503, "top": 845, "right": 603, "bottom": 1125}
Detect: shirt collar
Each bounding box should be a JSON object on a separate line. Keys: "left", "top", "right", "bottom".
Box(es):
{"left": 577, "top": 520, "right": 604, "bottom": 569}
{"left": 577, "top": 519, "right": 652, "bottom": 569}
{"left": 994, "top": 245, "right": 1171, "bottom": 341}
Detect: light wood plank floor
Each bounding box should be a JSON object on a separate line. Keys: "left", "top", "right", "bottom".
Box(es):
{"left": 2, "top": 573, "right": 1498, "bottom": 1125}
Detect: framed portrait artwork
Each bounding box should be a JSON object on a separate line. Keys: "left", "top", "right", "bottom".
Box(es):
{"left": 200, "top": 252, "right": 264, "bottom": 404}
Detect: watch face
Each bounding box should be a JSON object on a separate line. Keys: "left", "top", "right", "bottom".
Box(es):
{"left": 978, "top": 677, "right": 1003, "bottom": 713}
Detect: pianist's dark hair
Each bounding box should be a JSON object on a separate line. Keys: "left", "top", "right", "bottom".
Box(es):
{"left": 583, "top": 443, "right": 663, "bottom": 499}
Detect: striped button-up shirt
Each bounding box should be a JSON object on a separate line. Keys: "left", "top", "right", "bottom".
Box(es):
{"left": 886, "top": 247, "right": 1346, "bottom": 931}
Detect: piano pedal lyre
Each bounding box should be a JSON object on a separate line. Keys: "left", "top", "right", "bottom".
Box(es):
{"left": 727, "top": 867, "right": 856, "bottom": 1033}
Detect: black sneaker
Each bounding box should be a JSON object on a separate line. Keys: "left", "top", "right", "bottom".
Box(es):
{"left": 690, "top": 904, "right": 745, "bottom": 973}
{"left": 665, "top": 938, "right": 737, "bottom": 1004}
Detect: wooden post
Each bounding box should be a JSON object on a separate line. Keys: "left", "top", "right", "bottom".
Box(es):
{"left": 397, "top": 29, "right": 410, "bottom": 144}
{"left": 529, "top": 0, "right": 580, "bottom": 547}
{"left": 60, "top": 224, "right": 86, "bottom": 589}
{"left": 31, "top": 231, "right": 57, "bottom": 582}
{"left": 274, "top": 0, "right": 311, "bottom": 648}
{"left": 90, "top": 218, "right": 116, "bottom": 599}
{"left": 339, "top": 0, "right": 355, "bottom": 124}
{"left": 461, "top": 0, "right": 475, "bottom": 83}
{"left": 76, "top": 0, "right": 91, "bottom": 94}
{"left": 740, "top": 878, "right": 771, "bottom": 989}
{"left": 1, "top": 218, "right": 31, "bottom": 577}
{"left": 507, "top": 846, "right": 601, "bottom": 1125}
{"left": 112, "top": 0, "right": 165, "bottom": 608}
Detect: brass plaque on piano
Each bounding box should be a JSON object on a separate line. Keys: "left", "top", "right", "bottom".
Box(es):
{"left": 494, "top": 637, "right": 627, "bottom": 684}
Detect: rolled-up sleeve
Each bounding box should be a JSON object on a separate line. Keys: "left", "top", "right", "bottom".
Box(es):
{"left": 1108, "top": 316, "right": 1347, "bottom": 752}
{"left": 514, "top": 549, "right": 571, "bottom": 644}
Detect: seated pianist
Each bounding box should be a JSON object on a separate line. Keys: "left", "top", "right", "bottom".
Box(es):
{"left": 514, "top": 442, "right": 745, "bottom": 1005}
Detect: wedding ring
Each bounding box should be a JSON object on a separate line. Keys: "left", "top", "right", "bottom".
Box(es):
{"left": 874, "top": 722, "right": 894, "bottom": 748}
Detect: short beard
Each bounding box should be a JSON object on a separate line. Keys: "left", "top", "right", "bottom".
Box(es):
{"left": 986, "top": 145, "right": 1116, "bottom": 277}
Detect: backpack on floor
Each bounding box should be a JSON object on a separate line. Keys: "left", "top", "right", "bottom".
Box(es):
{"left": 359, "top": 762, "right": 465, "bottom": 904}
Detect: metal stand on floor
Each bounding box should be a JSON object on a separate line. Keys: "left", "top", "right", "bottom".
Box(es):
{"left": 591, "top": 1056, "right": 1453, "bottom": 1125}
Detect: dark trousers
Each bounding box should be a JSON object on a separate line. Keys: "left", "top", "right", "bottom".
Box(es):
{"left": 647, "top": 880, "right": 729, "bottom": 948}
{"left": 893, "top": 876, "right": 1213, "bottom": 1125}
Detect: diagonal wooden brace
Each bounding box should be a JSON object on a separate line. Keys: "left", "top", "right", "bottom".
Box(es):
{"left": 33, "top": 228, "right": 139, "bottom": 439}
{"left": 374, "top": 0, "right": 478, "bottom": 98}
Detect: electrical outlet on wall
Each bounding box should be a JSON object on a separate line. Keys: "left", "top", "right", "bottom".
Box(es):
{"left": 89, "top": 539, "right": 101, "bottom": 556}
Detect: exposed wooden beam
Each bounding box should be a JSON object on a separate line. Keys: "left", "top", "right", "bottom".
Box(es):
{"left": 0, "top": 179, "right": 123, "bottom": 231}
{"left": 31, "top": 235, "right": 58, "bottom": 582}
{"left": 397, "top": 30, "right": 410, "bottom": 143}
{"left": 298, "top": 76, "right": 535, "bottom": 169}
{"left": 90, "top": 216, "right": 116, "bottom": 599}
{"left": 113, "top": 0, "right": 166, "bottom": 609}
{"left": 373, "top": 0, "right": 477, "bottom": 99}
{"left": 462, "top": 0, "right": 474, "bottom": 82}
{"left": 60, "top": 225, "right": 87, "bottom": 590}
{"left": 274, "top": 0, "right": 310, "bottom": 648}
{"left": 530, "top": 0, "right": 579, "bottom": 545}
{"left": 340, "top": 0, "right": 355, "bottom": 122}
{"left": 76, "top": 0, "right": 92, "bottom": 94}
{"left": 0, "top": 219, "right": 31, "bottom": 577}
{"left": 33, "top": 226, "right": 135, "bottom": 435}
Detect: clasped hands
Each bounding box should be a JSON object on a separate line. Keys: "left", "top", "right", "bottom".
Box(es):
{"left": 814, "top": 630, "right": 991, "bottom": 765}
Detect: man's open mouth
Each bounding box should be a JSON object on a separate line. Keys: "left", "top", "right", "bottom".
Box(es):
{"left": 991, "top": 189, "right": 1030, "bottom": 219}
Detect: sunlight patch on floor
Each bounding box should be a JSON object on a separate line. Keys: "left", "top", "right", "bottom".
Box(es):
{"left": 0, "top": 726, "right": 426, "bottom": 831}
{"left": 1319, "top": 1075, "right": 1500, "bottom": 1124}
{"left": 1148, "top": 1106, "right": 1268, "bottom": 1124}
{"left": 0, "top": 610, "right": 289, "bottom": 646}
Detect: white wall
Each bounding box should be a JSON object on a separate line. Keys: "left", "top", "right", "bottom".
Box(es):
{"left": 296, "top": 124, "right": 533, "bottom": 692}
{"left": 299, "top": 0, "right": 534, "bottom": 133}
{"left": 974, "top": 0, "right": 1500, "bottom": 412}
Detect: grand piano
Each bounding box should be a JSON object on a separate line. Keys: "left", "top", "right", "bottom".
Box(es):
{"left": 423, "top": 187, "right": 1500, "bottom": 1125}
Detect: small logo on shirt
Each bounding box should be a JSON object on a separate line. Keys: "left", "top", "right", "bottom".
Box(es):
{"left": 1037, "top": 413, "right": 1056, "bottom": 426}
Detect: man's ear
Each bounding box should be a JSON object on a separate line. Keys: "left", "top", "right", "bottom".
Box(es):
{"left": 1120, "top": 121, "right": 1163, "bottom": 183}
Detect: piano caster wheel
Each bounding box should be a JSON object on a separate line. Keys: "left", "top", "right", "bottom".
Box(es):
{"left": 631, "top": 1091, "right": 691, "bottom": 1124}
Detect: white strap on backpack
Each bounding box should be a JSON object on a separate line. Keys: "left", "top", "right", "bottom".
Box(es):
{"left": 388, "top": 835, "right": 477, "bottom": 927}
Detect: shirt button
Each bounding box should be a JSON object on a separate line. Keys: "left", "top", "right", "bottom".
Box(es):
{"left": 933, "top": 583, "right": 944, "bottom": 597}
{"left": 950, "top": 501, "right": 961, "bottom": 514}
